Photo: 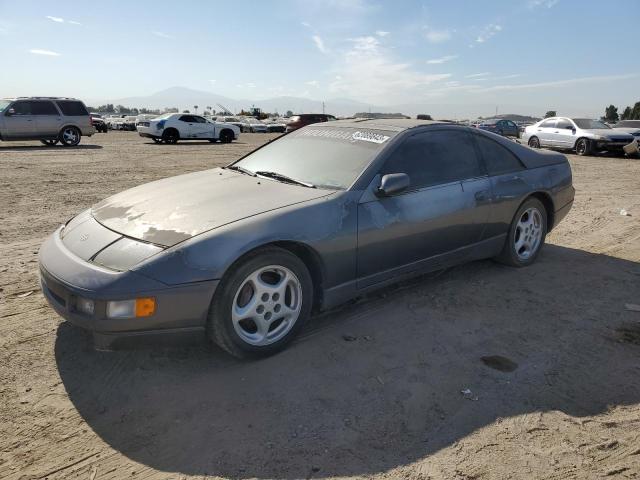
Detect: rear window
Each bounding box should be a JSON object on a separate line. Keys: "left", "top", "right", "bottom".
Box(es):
{"left": 31, "top": 101, "right": 59, "bottom": 115}
{"left": 55, "top": 100, "right": 88, "bottom": 116}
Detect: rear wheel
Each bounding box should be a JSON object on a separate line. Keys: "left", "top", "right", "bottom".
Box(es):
{"left": 219, "top": 130, "right": 233, "bottom": 143}
{"left": 162, "top": 128, "right": 179, "bottom": 144}
{"left": 59, "top": 126, "right": 81, "bottom": 147}
{"left": 575, "top": 137, "right": 591, "bottom": 156}
{"left": 495, "top": 197, "right": 547, "bottom": 267}
{"left": 528, "top": 136, "right": 540, "bottom": 148}
{"left": 40, "top": 139, "right": 58, "bottom": 146}
{"left": 208, "top": 247, "right": 313, "bottom": 359}
{"left": 152, "top": 137, "right": 163, "bottom": 144}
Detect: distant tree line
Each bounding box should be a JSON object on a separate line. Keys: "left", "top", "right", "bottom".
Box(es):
{"left": 87, "top": 104, "right": 179, "bottom": 115}
{"left": 543, "top": 101, "right": 640, "bottom": 123}
{"left": 601, "top": 101, "right": 640, "bottom": 123}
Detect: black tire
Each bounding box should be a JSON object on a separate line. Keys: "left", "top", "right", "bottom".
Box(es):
{"left": 528, "top": 136, "right": 540, "bottom": 148}
{"left": 162, "top": 128, "right": 179, "bottom": 144}
{"left": 152, "top": 137, "right": 163, "bottom": 144}
{"left": 59, "top": 126, "right": 81, "bottom": 147}
{"left": 219, "top": 130, "right": 233, "bottom": 143}
{"left": 575, "top": 137, "right": 591, "bottom": 156}
{"left": 494, "top": 197, "right": 547, "bottom": 267}
{"left": 208, "top": 139, "right": 217, "bottom": 143}
{"left": 40, "top": 139, "right": 58, "bottom": 146}
{"left": 208, "top": 246, "right": 314, "bottom": 359}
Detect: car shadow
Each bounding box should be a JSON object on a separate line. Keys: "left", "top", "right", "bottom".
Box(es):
{"left": 0, "top": 144, "right": 103, "bottom": 151}
{"left": 55, "top": 244, "right": 640, "bottom": 478}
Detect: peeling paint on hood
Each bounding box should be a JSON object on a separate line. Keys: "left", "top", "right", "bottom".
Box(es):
{"left": 91, "top": 168, "right": 333, "bottom": 247}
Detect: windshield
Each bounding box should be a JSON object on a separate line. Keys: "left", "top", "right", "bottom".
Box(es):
{"left": 233, "top": 126, "right": 396, "bottom": 190}
{"left": 0, "top": 100, "right": 12, "bottom": 113}
{"left": 573, "top": 119, "right": 610, "bottom": 129}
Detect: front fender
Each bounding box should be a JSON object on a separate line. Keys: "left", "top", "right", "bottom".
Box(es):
{"left": 133, "top": 192, "right": 360, "bottom": 289}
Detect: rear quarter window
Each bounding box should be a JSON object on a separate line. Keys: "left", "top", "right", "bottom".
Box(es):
{"left": 474, "top": 134, "right": 525, "bottom": 176}
{"left": 55, "top": 101, "right": 88, "bottom": 116}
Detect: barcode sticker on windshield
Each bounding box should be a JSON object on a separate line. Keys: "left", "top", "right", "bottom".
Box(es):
{"left": 351, "top": 131, "right": 390, "bottom": 144}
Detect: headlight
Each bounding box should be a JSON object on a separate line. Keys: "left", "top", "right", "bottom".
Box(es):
{"left": 106, "top": 298, "right": 156, "bottom": 318}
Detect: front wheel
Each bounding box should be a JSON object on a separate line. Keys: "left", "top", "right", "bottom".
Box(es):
{"left": 575, "top": 138, "right": 591, "bottom": 156}
{"left": 219, "top": 130, "right": 233, "bottom": 143}
{"left": 494, "top": 197, "right": 547, "bottom": 267}
{"left": 59, "top": 126, "right": 81, "bottom": 146}
{"left": 528, "top": 136, "right": 540, "bottom": 149}
{"left": 208, "top": 247, "right": 313, "bottom": 359}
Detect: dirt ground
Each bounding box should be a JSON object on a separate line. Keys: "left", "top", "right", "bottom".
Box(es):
{"left": 1, "top": 131, "right": 639, "bottom": 480}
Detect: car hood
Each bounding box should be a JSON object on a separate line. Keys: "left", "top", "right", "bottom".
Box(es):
{"left": 91, "top": 168, "right": 333, "bottom": 247}
{"left": 581, "top": 128, "right": 633, "bottom": 138}
{"left": 612, "top": 128, "right": 640, "bottom": 135}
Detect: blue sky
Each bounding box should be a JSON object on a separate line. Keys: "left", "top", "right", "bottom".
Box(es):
{"left": 0, "top": 0, "right": 638, "bottom": 116}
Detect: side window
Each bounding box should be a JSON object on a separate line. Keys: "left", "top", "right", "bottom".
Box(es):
{"left": 31, "top": 101, "right": 59, "bottom": 115}
{"left": 474, "top": 134, "right": 525, "bottom": 176}
{"left": 10, "top": 101, "right": 31, "bottom": 115}
{"left": 555, "top": 118, "right": 572, "bottom": 130}
{"left": 179, "top": 115, "right": 194, "bottom": 123}
{"left": 382, "top": 129, "right": 481, "bottom": 190}
{"left": 540, "top": 119, "right": 556, "bottom": 128}
{"left": 507, "top": 121, "right": 517, "bottom": 129}
{"left": 193, "top": 116, "right": 207, "bottom": 123}
{"left": 56, "top": 101, "right": 88, "bottom": 116}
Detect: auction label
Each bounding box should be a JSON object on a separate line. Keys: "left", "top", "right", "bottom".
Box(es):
{"left": 351, "top": 131, "right": 390, "bottom": 144}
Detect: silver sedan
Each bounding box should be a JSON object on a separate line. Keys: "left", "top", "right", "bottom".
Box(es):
{"left": 522, "top": 117, "right": 635, "bottom": 156}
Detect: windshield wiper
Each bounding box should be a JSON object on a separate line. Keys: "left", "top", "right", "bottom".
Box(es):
{"left": 254, "top": 171, "right": 316, "bottom": 188}
{"left": 225, "top": 165, "right": 256, "bottom": 177}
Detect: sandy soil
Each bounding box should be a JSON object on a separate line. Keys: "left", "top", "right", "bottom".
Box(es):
{"left": 1, "top": 132, "right": 639, "bottom": 480}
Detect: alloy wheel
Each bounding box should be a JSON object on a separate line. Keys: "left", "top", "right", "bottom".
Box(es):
{"left": 231, "top": 265, "right": 303, "bottom": 346}
{"left": 514, "top": 207, "right": 543, "bottom": 260}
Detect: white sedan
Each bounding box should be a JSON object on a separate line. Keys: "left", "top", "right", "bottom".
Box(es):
{"left": 137, "top": 113, "right": 240, "bottom": 144}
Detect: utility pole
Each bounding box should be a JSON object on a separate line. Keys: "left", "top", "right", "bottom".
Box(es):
{"left": 322, "top": 101, "right": 325, "bottom": 114}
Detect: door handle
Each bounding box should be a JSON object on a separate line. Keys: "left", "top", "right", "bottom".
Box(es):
{"left": 475, "top": 190, "right": 490, "bottom": 201}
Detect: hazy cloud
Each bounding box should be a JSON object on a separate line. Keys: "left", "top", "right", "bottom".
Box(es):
{"left": 152, "top": 31, "right": 173, "bottom": 39}
{"left": 478, "top": 73, "right": 640, "bottom": 92}
{"left": 424, "top": 28, "right": 452, "bottom": 43}
{"left": 426, "top": 55, "right": 458, "bottom": 64}
{"left": 330, "top": 36, "right": 451, "bottom": 103}
{"left": 466, "top": 72, "right": 490, "bottom": 78}
{"left": 305, "top": 80, "right": 320, "bottom": 87}
{"left": 476, "top": 24, "right": 502, "bottom": 43}
{"left": 312, "top": 35, "right": 328, "bottom": 53}
{"left": 376, "top": 30, "right": 389, "bottom": 37}
{"left": 528, "top": 0, "right": 560, "bottom": 8}
{"left": 45, "top": 16, "right": 64, "bottom": 23}
{"left": 29, "top": 49, "right": 61, "bottom": 56}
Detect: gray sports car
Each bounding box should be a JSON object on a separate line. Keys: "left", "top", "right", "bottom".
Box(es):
{"left": 39, "top": 119, "right": 574, "bottom": 358}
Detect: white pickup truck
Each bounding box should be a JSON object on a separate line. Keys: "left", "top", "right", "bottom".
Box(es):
{"left": 136, "top": 113, "right": 240, "bottom": 144}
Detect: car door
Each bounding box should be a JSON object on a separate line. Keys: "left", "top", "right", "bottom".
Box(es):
{"left": 504, "top": 120, "right": 518, "bottom": 137}
{"left": 535, "top": 119, "right": 557, "bottom": 146}
{"left": 32, "top": 100, "right": 62, "bottom": 137}
{"left": 356, "top": 128, "right": 490, "bottom": 288}
{"left": 553, "top": 118, "right": 576, "bottom": 149}
{"left": 472, "top": 132, "right": 528, "bottom": 240}
{"left": 191, "top": 115, "right": 214, "bottom": 138}
{"left": 3, "top": 101, "right": 36, "bottom": 138}
{"left": 177, "top": 115, "right": 203, "bottom": 138}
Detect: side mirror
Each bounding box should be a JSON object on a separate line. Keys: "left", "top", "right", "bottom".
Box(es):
{"left": 377, "top": 173, "right": 410, "bottom": 196}
{"left": 5, "top": 108, "right": 15, "bottom": 116}
{"left": 565, "top": 125, "right": 574, "bottom": 130}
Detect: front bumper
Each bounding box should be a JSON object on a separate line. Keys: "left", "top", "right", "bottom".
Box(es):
{"left": 39, "top": 227, "right": 218, "bottom": 336}
{"left": 595, "top": 139, "right": 635, "bottom": 151}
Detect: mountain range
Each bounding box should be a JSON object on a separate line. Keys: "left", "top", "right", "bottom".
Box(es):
{"left": 100, "top": 86, "right": 541, "bottom": 120}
